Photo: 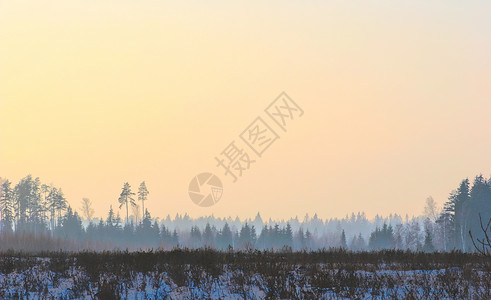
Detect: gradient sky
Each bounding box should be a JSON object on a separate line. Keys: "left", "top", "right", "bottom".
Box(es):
{"left": 1, "top": 1, "right": 490, "bottom": 221}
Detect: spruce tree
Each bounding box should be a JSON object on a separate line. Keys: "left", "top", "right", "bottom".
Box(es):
{"left": 340, "top": 229, "right": 347, "bottom": 249}
{"left": 423, "top": 227, "right": 434, "bottom": 252}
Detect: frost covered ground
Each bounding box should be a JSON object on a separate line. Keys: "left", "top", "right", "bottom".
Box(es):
{"left": 0, "top": 249, "right": 490, "bottom": 299}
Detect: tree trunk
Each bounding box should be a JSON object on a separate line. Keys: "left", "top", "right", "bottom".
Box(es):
{"left": 126, "top": 201, "right": 129, "bottom": 225}
{"left": 461, "top": 223, "right": 466, "bottom": 252}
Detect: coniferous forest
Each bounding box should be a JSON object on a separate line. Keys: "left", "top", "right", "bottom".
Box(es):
{"left": 3, "top": 0, "right": 491, "bottom": 298}
{"left": 0, "top": 174, "right": 490, "bottom": 298}
{"left": 0, "top": 174, "right": 490, "bottom": 253}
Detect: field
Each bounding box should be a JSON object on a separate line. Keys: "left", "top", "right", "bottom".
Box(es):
{"left": 0, "top": 249, "right": 489, "bottom": 299}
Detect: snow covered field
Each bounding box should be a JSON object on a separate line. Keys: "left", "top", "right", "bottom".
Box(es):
{"left": 1, "top": 250, "right": 490, "bottom": 299}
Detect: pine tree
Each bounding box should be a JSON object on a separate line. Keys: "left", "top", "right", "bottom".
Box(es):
{"left": 137, "top": 181, "right": 149, "bottom": 223}
{"left": 13, "top": 175, "right": 38, "bottom": 227}
{"left": 436, "top": 212, "right": 452, "bottom": 251}
{"left": 118, "top": 182, "right": 136, "bottom": 224}
{"left": 40, "top": 184, "right": 50, "bottom": 225}
{"left": 46, "top": 187, "right": 67, "bottom": 231}
{"left": 0, "top": 180, "right": 14, "bottom": 233}
{"left": 54, "top": 189, "right": 67, "bottom": 226}
{"left": 46, "top": 187, "right": 57, "bottom": 231}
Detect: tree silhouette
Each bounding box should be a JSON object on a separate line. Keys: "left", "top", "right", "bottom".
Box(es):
{"left": 118, "top": 182, "right": 135, "bottom": 224}
{"left": 217, "top": 223, "right": 233, "bottom": 250}
{"left": 340, "top": 230, "right": 347, "bottom": 249}
{"left": 80, "top": 198, "right": 95, "bottom": 221}
{"left": 203, "top": 223, "right": 215, "bottom": 248}
{"left": 469, "top": 214, "right": 491, "bottom": 257}
{"left": 0, "top": 180, "right": 14, "bottom": 233}
{"left": 444, "top": 179, "right": 470, "bottom": 250}
{"left": 47, "top": 187, "right": 67, "bottom": 231}
{"left": 423, "top": 223, "right": 435, "bottom": 252}
{"left": 137, "top": 181, "right": 149, "bottom": 222}
{"left": 369, "top": 224, "right": 394, "bottom": 250}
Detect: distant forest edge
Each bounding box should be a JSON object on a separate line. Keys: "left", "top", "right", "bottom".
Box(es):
{"left": 0, "top": 174, "right": 490, "bottom": 252}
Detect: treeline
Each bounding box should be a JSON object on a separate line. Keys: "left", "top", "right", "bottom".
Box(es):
{"left": 0, "top": 174, "right": 490, "bottom": 252}
{"left": 350, "top": 175, "right": 491, "bottom": 253}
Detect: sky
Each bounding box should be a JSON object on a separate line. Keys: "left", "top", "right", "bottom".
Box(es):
{"left": 1, "top": 1, "right": 490, "bottom": 221}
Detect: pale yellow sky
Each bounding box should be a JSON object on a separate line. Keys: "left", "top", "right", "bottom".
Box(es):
{"left": 1, "top": 1, "right": 490, "bottom": 220}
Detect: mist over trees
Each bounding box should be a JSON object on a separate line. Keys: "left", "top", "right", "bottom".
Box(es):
{"left": 80, "top": 198, "right": 94, "bottom": 221}
{"left": 118, "top": 182, "right": 136, "bottom": 224}
{"left": 138, "top": 181, "right": 149, "bottom": 222}
{"left": 0, "top": 174, "right": 490, "bottom": 252}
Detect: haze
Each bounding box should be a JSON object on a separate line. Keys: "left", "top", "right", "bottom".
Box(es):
{"left": 1, "top": 0, "right": 490, "bottom": 220}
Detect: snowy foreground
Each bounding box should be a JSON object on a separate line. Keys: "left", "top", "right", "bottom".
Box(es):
{"left": 0, "top": 250, "right": 490, "bottom": 299}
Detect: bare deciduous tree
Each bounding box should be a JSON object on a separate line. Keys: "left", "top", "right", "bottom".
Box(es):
{"left": 423, "top": 196, "right": 438, "bottom": 222}
{"left": 469, "top": 214, "right": 491, "bottom": 257}
{"left": 80, "top": 198, "right": 95, "bottom": 221}
{"left": 132, "top": 204, "right": 141, "bottom": 224}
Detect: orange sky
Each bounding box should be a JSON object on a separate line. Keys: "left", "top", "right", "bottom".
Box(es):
{"left": 1, "top": 1, "right": 490, "bottom": 221}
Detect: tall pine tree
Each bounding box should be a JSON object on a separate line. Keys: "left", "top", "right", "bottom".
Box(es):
{"left": 118, "top": 182, "right": 136, "bottom": 224}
